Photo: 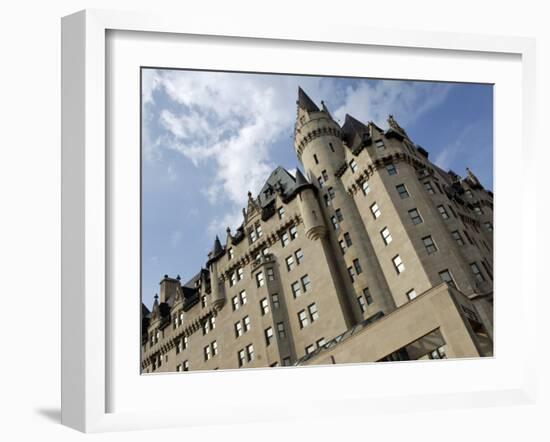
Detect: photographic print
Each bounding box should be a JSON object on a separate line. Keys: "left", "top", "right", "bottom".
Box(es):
{"left": 140, "top": 69, "right": 493, "bottom": 373}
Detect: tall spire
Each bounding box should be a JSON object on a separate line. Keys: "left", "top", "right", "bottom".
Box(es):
{"left": 297, "top": 87, "right": 320, "bottom": 112}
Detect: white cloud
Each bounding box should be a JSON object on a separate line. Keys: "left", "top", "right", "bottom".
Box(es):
{"left": 145, "top": 72, "right": 454, "bottom": 234}
{"left": 333, "top": 80, "right": 453, "bottom": 129}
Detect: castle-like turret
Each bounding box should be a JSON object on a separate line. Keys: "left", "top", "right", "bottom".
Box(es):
{"left": 293, "top": 87, "right": 397, "bottom": 318}
{"left": 294, "top": 168, "right": 327, "bottom": 240}
{"left": 294, "top": 87, "right": 343, "bottom": 178}
{"left": 207, "top": 236, "right": 226, "bottom": 309}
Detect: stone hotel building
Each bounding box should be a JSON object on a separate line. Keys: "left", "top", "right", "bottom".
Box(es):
{"left": 141, "top": 88, "right": 494, "bottom": 373}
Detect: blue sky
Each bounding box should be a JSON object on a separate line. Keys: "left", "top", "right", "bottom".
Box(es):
{"left": 141, "top": 69, "right": 493, "bottom": 308}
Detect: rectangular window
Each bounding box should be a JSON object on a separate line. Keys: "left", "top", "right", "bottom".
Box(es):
{"left": 313, "top": 154, "right": 319, "bottom": 164}
{"left": 237, "top": 267, "right": 244, "bottom": 281}
{"left": 234, "top": 321, "right": 243, "bottom": 337}
{"left": 437, "top": 205, "right": 449, "bottom": 219}
{"left": 335, "top": 208, "right": 343, "bottom": 222}
{"left": 212, "top": 340, "right": 218, "bottom": 356}
{"left": 282, "top": 357, "right": 292, "bottom": 366}
{"left": 452, "top": 230, "right": 465, "bottom": 246}
{"left": 465, "top": 189, "right": 473, "bottom": 199}
{"left": 256, "top": 225, "right": 263, "bottom": 238}
{"left": 278, "top": 207, "right": 285, "bottom": 220}
{"left": 323, "top": 194, "right": 332, "bottom": 207}
{"left": 298, "top": 310, "right": 309, "bottom": 329}
{"left": 249, "top": 229, "right": 257, "bottom": 243}
{"left": 318, "top": 175, "right": 325, "bottom": 188}
{"left": 230, "top": 272, "right": 237, "bottom": 287}
{"left": 363, "top": 287, "right": 373, "bottom": 305}
{"left": 308, "top": 303, "right": 319, "bottom": 321}
{"left": 408, "top": 208, "right": 423, "bottom": 225}
{"left": 277, "top": 322, "right": 286, "bottom": 339}
{"left": 393, "top": 255, "right": 405, "bottom": 274}
{"left": 281, "top": 232, "right": 290, "bottom": 247}
{"left": 238, "top": 349, "right": 246, "bottom": 367}
{"left": 301, "top": 274, "right": 311, "bottom": 292}
{"left": 295, "top": 248, "right": 304, "bottom": 264}
{"left": 200, "top": 296, "right": 207, "bottom": 308}
{"left": 265, "top": 327, "right": 274, "bottom": 346}
{"left": 204, "top": 345, "right": 211, "bottom": 361}
{"left": 362, "top": 180, "right": 370, "bottom": 195}
{"left": 327, "top": 187, "right": 335, "bottom": 200}
{"left": 329, "top": 142, "right": 335, "bottom": 152}
{"left": 386, "top": 164, "right": 397, "bottom": 175}
{"left": 246, "top": 344, "right": 255, "bottom": 361}
{"left": 255, "top": 272, "right": 265, "bottom": 287}
{"left": 183, "top": 360, "right": 189, "bottom": 371}
{"left": 406, "top": 289, "right": 417, "bottom": 301}
{"left": 286, "top": 255, "right": 295, "bottom": 271}
{"left": 381, "top": 227, "right": 392, "bottom": 245}
{"left": 348, "top": 266, "right": 356, "bottom": 283}
{"left": 470, "top": 262, "right": 486, "bottom": 283}
{"left": 439, "top": 269, "right": 456, "bottom": 288}
{"left": 306, "top": 344, "right": 316, "bottom": 355}
{"left": 375, "top": 139, "right": 385, "bottom": 150}
{"left": 289, "top": 225, "right": 298, "bottom": 240}
{"left": 330, "top": 216, "right": 339, "bottom": 230}
{"left": 228, "top": 248, "right": 234, "bottom": 260}
{"left": 357, "top": 295, "right": 367, "bottom": 313}
{"left": 350, "top": 159, "right": 358, "bottom": 173}
{"left": 322, "top": 170, "right": 329, "bottom": 181}
{"left": 484, "top": 221, "right": 493, "bottom": 232}
{"left": 239, "top": 290, "right": 247, "bottom": 305}
{"left": 422, "top": 235, "right": 438, "bottom": 254}
{"left": 339, "top": 239, "right": 347, "bottom": 254}
{"left": 424, "top": 181, "right": 435, "bottom": 194}
{"left": 267, "top": 267, "right": 275, "bottom": 281}
{"left": 370, "top": 202, "right": 381, "bottom": 219}
{"left": 353, "top": 258, "right": 362, "bottom": 275}
{"left": 260, "top": 298, "right": 269, "bottom": 315}
{"left": 316, "top": 338, "right": 326, "bottom": 348}
{"left": 344, "top": 232, "right": 352, "bottom": 246}
{"left": 291, "top": 281, "right": 302, "bottom": 298}
{"left": 243, "top": 315, "right": 251, "bottom": 332}
{"left": 202, "top": 320, "right": 210, "bottom": 336}
{"left": 396, "top": 183, "right": 409, "bottom": 199}
{"left": 473, "top": 206, "right": 483, "bottom": 215}
{"left": 271, "top": 293, "right": 280, "bottom": 309}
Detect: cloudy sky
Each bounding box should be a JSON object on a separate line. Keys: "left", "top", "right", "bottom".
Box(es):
{"left": 141, "top": 69, "right": 493, "bottom": 308}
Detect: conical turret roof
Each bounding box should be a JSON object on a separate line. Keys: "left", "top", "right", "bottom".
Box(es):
{"left": 294, "top": 168, "right": 309, "bottom": 186}
{"left": 297, "top": 87, "right": 320, "bottom": 112}
{"left": 341, "top": 114, "right": 369, "bottom": 146}
{"left": 209, "top": 235, "right": 224, "bottom": 258}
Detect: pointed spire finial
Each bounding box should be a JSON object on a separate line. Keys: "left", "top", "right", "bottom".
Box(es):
{"left": 297, "top": 87, "right": 320, "bottom": 112}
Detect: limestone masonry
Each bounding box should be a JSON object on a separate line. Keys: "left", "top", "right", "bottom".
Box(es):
{"left": 141, "top": 88, "right": 494, "bottom": 373}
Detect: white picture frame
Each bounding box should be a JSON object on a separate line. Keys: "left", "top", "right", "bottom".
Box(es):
{"left": 61, "top": 9, "right": 537, "bottom": 433}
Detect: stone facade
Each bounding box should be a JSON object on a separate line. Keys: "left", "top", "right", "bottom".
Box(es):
{"left": 141, "top": 88, "right": 494, "bottom": 373}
